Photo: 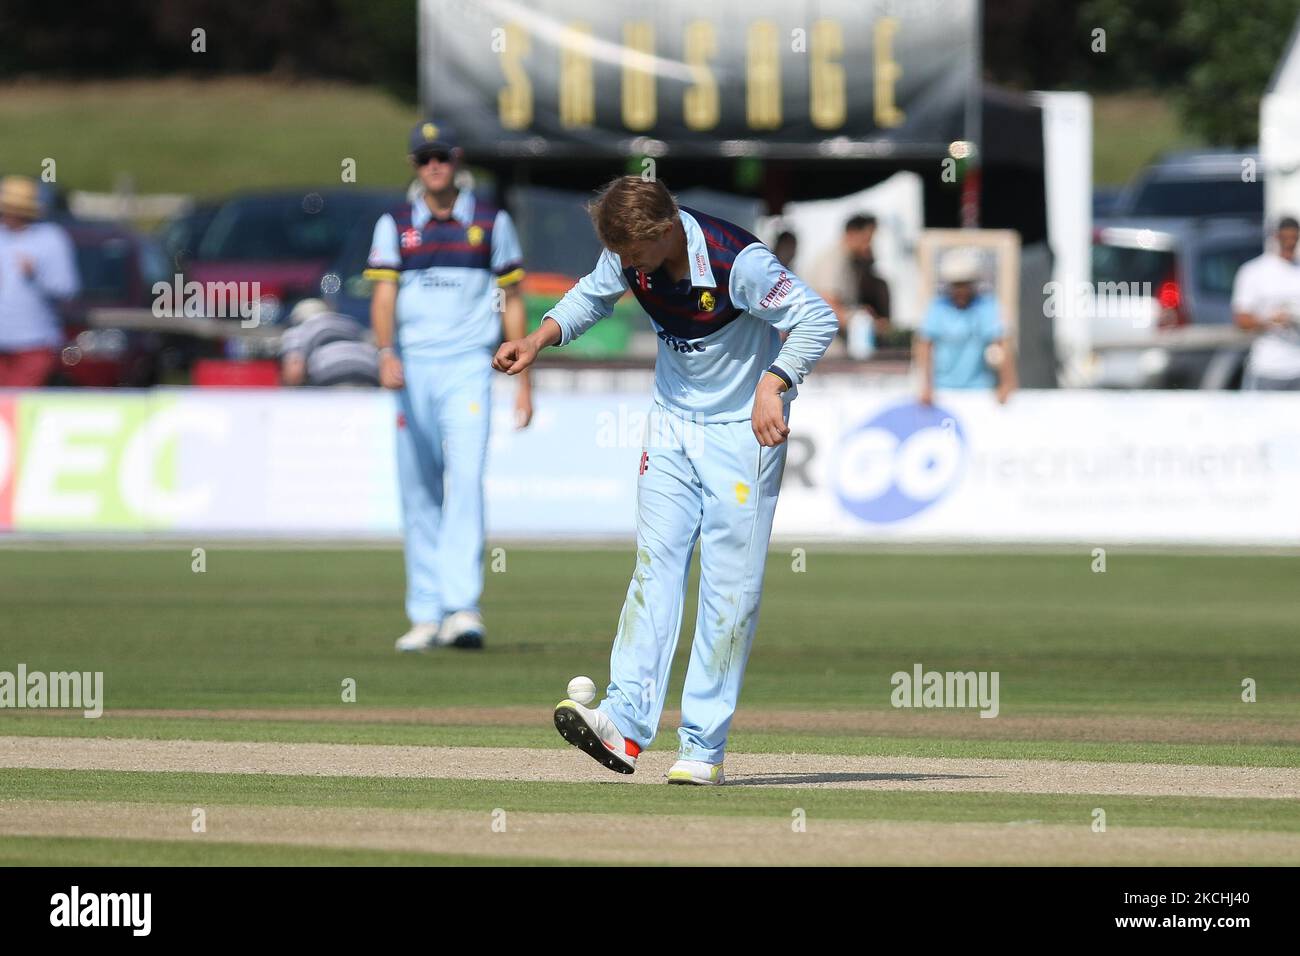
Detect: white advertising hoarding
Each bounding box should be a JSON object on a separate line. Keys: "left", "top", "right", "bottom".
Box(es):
{"left": 1, "top": 387, "right": 1297, "bottom": 544}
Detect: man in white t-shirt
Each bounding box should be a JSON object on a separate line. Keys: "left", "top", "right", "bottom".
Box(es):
{"left": 1232, "top": 216, "right": 1300, "bottom": 390}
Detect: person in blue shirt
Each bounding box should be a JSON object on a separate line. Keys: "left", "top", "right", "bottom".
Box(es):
{"left": 494, "top": 176, "right": 837, "bottom": 785}
{"left": 915, "top": 249, "right": 1016, "bottom": 405}
{"left": 365, "top": 121, "right": 530, "bottom": 652}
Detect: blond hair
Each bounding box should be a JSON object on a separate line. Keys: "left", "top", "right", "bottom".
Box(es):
{"left": 586, "top": 176, "right": 678, "bottom": 250}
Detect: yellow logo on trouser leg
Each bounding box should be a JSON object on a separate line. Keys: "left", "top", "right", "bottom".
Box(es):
{"left": 734, "top": 482, "right": 750, "bottom": 504}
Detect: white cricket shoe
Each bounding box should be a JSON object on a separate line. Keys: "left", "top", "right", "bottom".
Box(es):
{"left": 553, "top": 699, "right": 639, "bottom": 774}
{"left": 394, "top": 622, "right": 441, "bottom": 653}
{"left": 666, "top": 758, "right": 725, "bottom": 786}
{"left": 437, "top": 610, "right": 485, "bottom": 649}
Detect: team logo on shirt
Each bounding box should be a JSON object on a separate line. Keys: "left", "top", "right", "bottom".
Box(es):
{"left": 698, "top": 290, "right": 717, "bottom": 311}
{"left": 400, "top": 227, "right": 422, "bottom": 250}
{"left": 466, "top": 225, "right": 484, "bottom": 246}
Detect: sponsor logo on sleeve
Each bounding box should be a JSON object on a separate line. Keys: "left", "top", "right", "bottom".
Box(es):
{"left": 759, "top": 271, "right": 793, "bottom": 309}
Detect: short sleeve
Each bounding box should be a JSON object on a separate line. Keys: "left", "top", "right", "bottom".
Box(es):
{"left": 982, "top": 299, "right": 1005, "bottom": 340}
{"left": 491, "top": 210, "right": 525, "bottom": 287}
{"left": 363, "top": 213, "right": 400, "bottom": 281}
{"left": 1230, "top": 259, "right": 1257, "bottom": 314}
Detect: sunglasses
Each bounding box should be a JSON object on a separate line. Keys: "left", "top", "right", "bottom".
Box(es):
{"left": 414, "top": 149, "right": 452, "bottom": 166}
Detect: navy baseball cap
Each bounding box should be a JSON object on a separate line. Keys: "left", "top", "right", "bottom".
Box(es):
{"left": 408, "top": 120, "right": 458, "bottom": 155}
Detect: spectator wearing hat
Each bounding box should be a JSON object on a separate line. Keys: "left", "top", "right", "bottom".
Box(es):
{"left": 365, "top": 121, "right": 530, "bottom": 652}
{"left": 1232, "top": 216, "right": 1300, "bottom": 390}
{"left": 915, "top": 249, "right": 1015, "bottom": 405}
{"left": 0, "top": 175, "right": 80, "bottom": 387}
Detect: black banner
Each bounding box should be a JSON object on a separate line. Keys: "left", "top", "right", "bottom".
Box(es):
{"left": 420, "top": 0, "right": 978, "bottom": 158}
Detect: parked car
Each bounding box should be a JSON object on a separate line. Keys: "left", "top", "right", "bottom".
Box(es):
{"left": 1086, "top": 217, "right": 1263, "bottom": 388}
{"left": 319, "top": 191, "right": 405, "bottom": 325}
{"left": 155, "top": 201, "right": 219, "bottom": 273}
{"left": 182, "top": 189, "right": 399, "bottom": 325}
{"left": 1092, "top": 187, "right": 1125, "bottom": 220}
{"left": 55, "top": 221, "right": 172, "bottom": 386}
{"left": 1114, "top": 149, "right": 1263, "bottom": 220}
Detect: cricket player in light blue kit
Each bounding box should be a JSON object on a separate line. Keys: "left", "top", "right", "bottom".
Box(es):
{"left": 367, "top": 121, "right": 531, "bottom": 652}
{"left": 494, "top": 177, "right": 836, "bottom": 784}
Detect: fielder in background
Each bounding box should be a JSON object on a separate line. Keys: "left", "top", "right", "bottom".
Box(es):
{"left": 366, "top": 121, "right": 531, "bottom": 652}
{"left": 494, "top": 177, "right": 837, "bottom": 785}
{"left": 915, "top": 250, "right": 1016, "bottom": 405}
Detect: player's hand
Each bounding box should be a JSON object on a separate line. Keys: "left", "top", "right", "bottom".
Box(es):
{"left": 514, "top": 379, "right": 533, "bottom": 429}
{"left": 996, "top": 381, "right": 1014, "bottom": 405}
{"left": 493, "top": 337, "right": 538, "bottom": 375}
{"left": 752, "top": 374, "right": 790, "bottom": 447}
{"left": 379, "top": 350, "right": 404, "bottom": 390}
{"left": 919, "top": 386, "right": 934, "bottom": 406}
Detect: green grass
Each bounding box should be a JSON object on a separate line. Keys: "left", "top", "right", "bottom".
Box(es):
{"left": 2, "top": 545, "right": 1295, "bottom": 864}
{"left": 0, "top": 547, "right": 1296, "bottom": 718}
{"left": 1093, "top": 93, "right": 1203, "bottom": 187}
{"left": 4, "top": 715, "right": 1298, "bottom": 767}
{"left": 0, "top": 834, "right": 568, "bottom": 867}
{"left": 0, "top": 78, "right": 420, "bottom": 199}
{"left": 0, "top": 78, "right": 1195, "bottom": 199}
{"left": 5, "top": 769, "right": 1298, "bottom": 833}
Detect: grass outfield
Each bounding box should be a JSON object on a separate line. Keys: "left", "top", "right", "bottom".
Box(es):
{"left": 1, "top": 546, "right": 1297, "bottom": 865}
{"left": 0, "top": 80, "right": 1187, "bottom": 197}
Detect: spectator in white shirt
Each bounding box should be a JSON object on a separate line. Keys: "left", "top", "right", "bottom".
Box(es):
{"left": 1232, "top": 216, "right": 1300, "bottom": 390}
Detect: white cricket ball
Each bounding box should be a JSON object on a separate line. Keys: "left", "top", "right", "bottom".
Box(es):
{"left": 567, "top": 675, "right": 597, "bottom": 706}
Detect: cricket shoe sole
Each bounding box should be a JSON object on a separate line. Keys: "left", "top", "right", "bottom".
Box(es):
{"left": 666, "top": 759, "right": 725, "bottom": 785}
{"left": 553, "top": 700, "right": 638, "bottom": 775}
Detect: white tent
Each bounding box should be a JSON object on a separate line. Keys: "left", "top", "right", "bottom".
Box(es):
{"left": 756, "top": 172, "right": 924, "bottom": 329}
{"left": 1262, "top": 15, "right": 1300, "bottom": 224}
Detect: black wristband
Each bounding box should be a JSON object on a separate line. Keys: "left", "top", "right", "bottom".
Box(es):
{"left": 765, "top": 365, "right": 793, "bottom": 390}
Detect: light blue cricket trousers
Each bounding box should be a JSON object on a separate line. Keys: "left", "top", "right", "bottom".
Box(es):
{"left": 598, "top": 401, "right": 788, "bottom": 764}
{"left": 395, "top": 349, "right": 492, "bottom": 625}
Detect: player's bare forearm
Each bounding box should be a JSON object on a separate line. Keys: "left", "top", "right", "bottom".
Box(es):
{"left": 500, "top": 285, "right": 531, "bottom": 384}
{"left": 370, "top": 280, "right": 404, "bottom": 389}
{"left": 493, "top": 316, "right": 562, "bottom": 375}
{"left": 370, "top": 280, "right": 397, "bottom": 348}
{"left": 752, "top": 372, "right": 791, "bottom": 447}
{"left": 500, "top": 285, "right": 535, "bottom": 426}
